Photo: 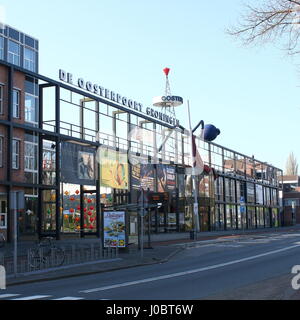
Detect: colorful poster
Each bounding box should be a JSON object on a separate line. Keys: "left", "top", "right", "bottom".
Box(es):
{"left": 100, "top": 148, "right": 129, "bottom": 190}
{"left": 168, "top": 213, "right": 177, "bottom": 225}
{"left": 103, "top": 211, "right": 126, "bottom": 248}
{"left": 157, "top": 164, "right": 176, "bottom": 193}
{"left": 131, "top": 163, "right": 155, "bottom": 191}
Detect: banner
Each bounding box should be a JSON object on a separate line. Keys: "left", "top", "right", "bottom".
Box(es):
{"left": 61, "top": 142, "right": 96, "bottom": 186}
{"left": 103, "top": 211, "right": 126, "bottom": 248}
{"left": 100, "top": 148, "right": 129, "bottom": 190}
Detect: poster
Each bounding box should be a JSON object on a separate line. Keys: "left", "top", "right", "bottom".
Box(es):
{"left": 100, "top": 148, "right": 129, "bottom": 190}
{"left": 103, "top": 211, "right": 126, "bottom": 248}
{"left": 61, "top": 142, "right": 96, "bottom": 186}
{"left": 131, "top": 163, "right": 155, "bottom": 191}
{"left": 168, "top": 213, "right": 177, "bottom": 226}
{"left": 157, "top": 164, "right": 176, "bottom": 193}
{"left": 78, "top": 151, "right": 95, "bottom": 180}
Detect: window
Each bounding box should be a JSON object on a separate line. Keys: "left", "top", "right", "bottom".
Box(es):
{"left": 13, "top": 89, "right": 20, "bottom": 118}
{"left": 12, "top": 139, "right": 20, "bottom": 170}
{"left": 25, "top": 93, "right": 37, "bottom": 123}
{"left": 25, "top": 77, "right": 38, "bottom": 125}
{"left": 0, "top": 36, "right": 4, "bottom": 60}
{"left": 8, "top": 40, "right": 20, "bottom": 66}
{"left": 24, "top": 47, "right": 36, "bottom": 72}
{"left": 24, "top": 141, "right": 38, "bottom": 172}
{"left": 0, "top": 136, "right": 3, "bottom": 167}
{"left": 0, "top": 85, "right": 3, "bottom": 114}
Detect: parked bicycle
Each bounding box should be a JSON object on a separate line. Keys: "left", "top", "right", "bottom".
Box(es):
{"left": 0, "top": 233, "right": 5, "bottom": 249}
{"left": 29, "top": 237, "right": 65, "bottom": 269}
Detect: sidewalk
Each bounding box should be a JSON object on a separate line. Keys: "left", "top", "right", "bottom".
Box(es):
{"left": 5, "top": 225, "right": 300, "bottom": 287}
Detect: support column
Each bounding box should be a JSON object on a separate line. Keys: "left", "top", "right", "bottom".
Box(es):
{"left": 55, "top": 85, "right": 61, "bottom": 240}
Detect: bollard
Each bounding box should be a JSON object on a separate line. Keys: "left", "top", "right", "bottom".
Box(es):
{"left": 0, "top": 265, "right": 5, "bottom": 290}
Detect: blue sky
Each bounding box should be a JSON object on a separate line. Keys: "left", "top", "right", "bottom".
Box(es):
{"left": 1, "top": 0, "right": 299, "bottom": 171}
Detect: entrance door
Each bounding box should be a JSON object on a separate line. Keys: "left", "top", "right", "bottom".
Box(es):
{"left": 19, "top": 196, "right": 38, "bottom": 240}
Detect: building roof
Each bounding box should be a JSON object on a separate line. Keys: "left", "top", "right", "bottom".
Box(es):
{"left": 282, "top": 175, "right": 299, "bottom": 182}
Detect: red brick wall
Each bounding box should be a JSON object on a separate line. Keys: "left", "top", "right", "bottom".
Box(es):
{"left": 0, "top": 67, "right": 26, "bottom": 184}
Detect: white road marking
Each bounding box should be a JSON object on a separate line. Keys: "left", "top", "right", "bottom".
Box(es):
{"left": 238, "top": 240, "right": 270, "bottom": 244}
{"left": 213, "top": 244, "right": 243, "bottom": 248}
{"left": 0, "top": 294, "right": 20, "bottom": 299}
{"left": 12, "top": 295, "right": 51, "bottom": 300}
{"left": 80, "top": 244, "right": 300, "bottom": 294}
{"left": 52, "top": 297, "right": 84, "bottom": 300}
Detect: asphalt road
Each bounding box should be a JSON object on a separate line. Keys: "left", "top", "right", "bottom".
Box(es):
{"left": 2, "top": 232, "right": 300, "bottom": 300}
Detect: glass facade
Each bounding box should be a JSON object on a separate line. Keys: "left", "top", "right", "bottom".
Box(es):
{"left": 0, "top": 30, "right": 283, "bottom": 242}
{"left": 0, "top": 25, "right": 38, "bottom": 72}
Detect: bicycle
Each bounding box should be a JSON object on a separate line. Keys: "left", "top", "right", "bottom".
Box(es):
{"left": 0, "top": 233, "right": 5, "bottom": 249}
{"left": 29, "top": 237, "right": 65, "bottom": 269}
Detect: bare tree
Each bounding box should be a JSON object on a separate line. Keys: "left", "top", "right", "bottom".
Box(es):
{"left": 227, "top": 0, "right": 300, "bottom": 54}
{"left": 286, "top": 152, "right": 299, "bottom": 175}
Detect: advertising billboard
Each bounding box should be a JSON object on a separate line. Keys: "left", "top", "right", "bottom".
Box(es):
{"left": 103, "top": 211, "right": 126, "bottom": 248}
{"left": 100, "top": 148, "right": 129, "bottom": 190}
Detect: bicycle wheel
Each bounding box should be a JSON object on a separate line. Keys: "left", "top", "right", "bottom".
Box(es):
{"left": 29, "top": 248, "right": 42, "bottom": 269}
{"left": 52, "top": 247, "right": 65, "bottom": 267}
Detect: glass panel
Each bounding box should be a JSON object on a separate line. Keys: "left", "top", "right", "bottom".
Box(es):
{"left": 42, "top": 190, "right": 56, "bottom": 232}
{"left": 19, "top": 197, "right": 38, "bottom": 236}
{"left": 42, "top": 140, "right": 56, "bottom": 185}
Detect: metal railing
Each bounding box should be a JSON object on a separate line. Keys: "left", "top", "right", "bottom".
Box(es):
{"left": 42, "top": 120, "right": 179, "bottom": 163}
{"left": 0, "top": 241, "right": 120, "bottom": 275}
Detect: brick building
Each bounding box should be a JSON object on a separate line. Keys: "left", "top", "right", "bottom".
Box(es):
{"left": 281, "top": 175, "right": 300, "bottom": 225}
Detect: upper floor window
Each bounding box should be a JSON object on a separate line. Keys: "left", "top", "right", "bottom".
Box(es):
{"left": 0, "top": 136, "right": 3, "bottom": 168}
{"left": 12, "top": 139, "right": 20, "bottom": 170}
{"left": 0, "top": 36, "right": 4, "bottom": 60}
{"left": 8, "top": 40, "right": 20, "bottom": 66}
{"left": 24, "top": 47, "right": 36, "bottom": 72}
{"left": 13, "top": 89, "right": 20, "bottom": 118}
{"left": 0, "top": 85, "right": 3, "bottom": 115}
{"left": 24, "top": 141, "right": 38, "bottom": 172}
{"left": 25, "top": 93, "right": 38, "bottom": 124}
{"left": 25, "top": 77, "right": 38, "bottom": 125}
